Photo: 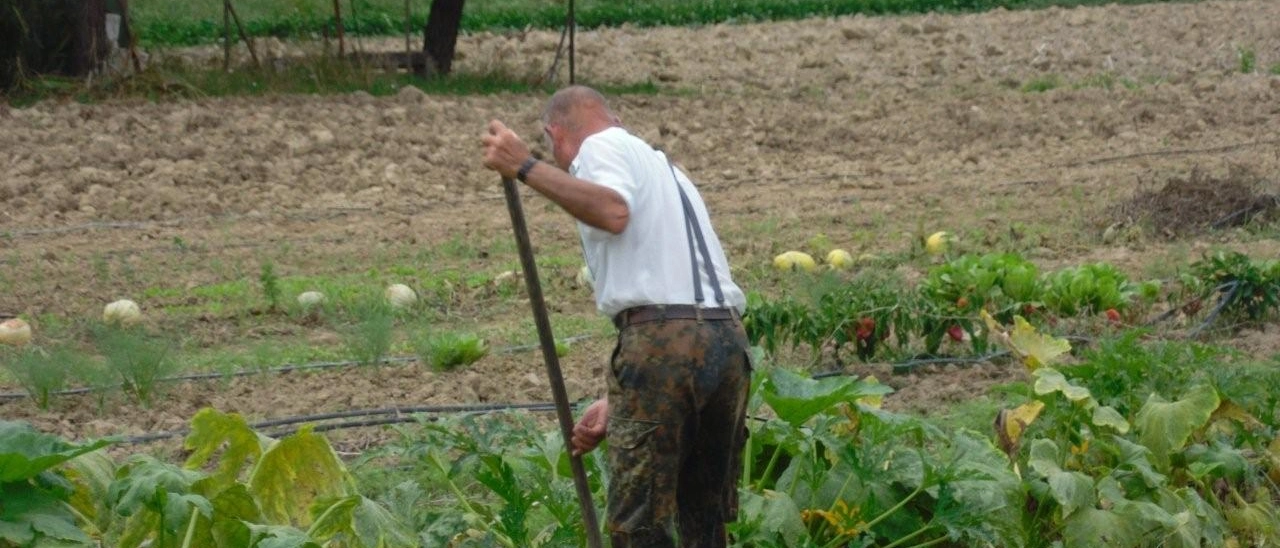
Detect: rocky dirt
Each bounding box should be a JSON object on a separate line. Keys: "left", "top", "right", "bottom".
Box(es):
{"left": 2, "top": 0, "right": 1278, "bottom": 444}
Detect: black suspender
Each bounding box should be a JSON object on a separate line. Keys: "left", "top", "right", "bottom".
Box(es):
{"left": 667, "top": 160, "right": 726, "bottom": 310}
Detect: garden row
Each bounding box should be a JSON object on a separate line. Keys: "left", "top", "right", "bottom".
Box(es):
{"left": 5, "top": 312, "right": 1279, "bottom": 547}
{"left": 130, "top": 0, "right": 1166, "bottom": 46}
{"left": 743, "top": 249, "right": 1280, "bottom": 365}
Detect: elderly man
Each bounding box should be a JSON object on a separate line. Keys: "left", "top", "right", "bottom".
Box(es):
{"left": 481, "top": 86, "right": 750, "bottom": 547}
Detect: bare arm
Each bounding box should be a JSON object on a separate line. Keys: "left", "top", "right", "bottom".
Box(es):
{"left": 482, "top": 120, "right": 629, "bottom": 234}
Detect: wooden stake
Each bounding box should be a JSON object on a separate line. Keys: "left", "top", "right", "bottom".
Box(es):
{"left": 333, "top": 0, "right": 345, "bottom": 57}
{"left": 501, "top": 177, "right": 603, "bottom": 548}
{"left": 226, "top": 1, "right": 259, "bottom": 67}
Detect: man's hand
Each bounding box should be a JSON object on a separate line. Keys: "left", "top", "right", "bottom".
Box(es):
{"left": 481, "top": 120, "right": 533, "bottom": 180}
{"left": 571, "top": 399, "right": 609, "bottom": 456}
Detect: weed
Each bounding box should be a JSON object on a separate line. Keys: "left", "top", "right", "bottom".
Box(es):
{"left": 1237, "top": 46, "right": 1257, "bottom": 74}
{"left": 1270, "top": 63, "right": 1280, "bottom": 76}
{"left": 1020, "top": 74, "right": 1062, "bottom": 93}
{"left": 1, "top": 346, "right": 77, "bottom": 409}
{"left": 344, "top": 298, "right": 396, "bottom": 366}
{"left": 91, "top": 324, "right": 177, "bottom": 407}
{"left": 259, "top": 260, "right": 282, "bottom": 312}
{"left": 414, "top": 331, "right": 489, "bottom": 371}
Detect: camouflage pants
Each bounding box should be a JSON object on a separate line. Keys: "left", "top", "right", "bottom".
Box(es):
{"left": 606, "top": 316, "right": 751, "bottom": 548}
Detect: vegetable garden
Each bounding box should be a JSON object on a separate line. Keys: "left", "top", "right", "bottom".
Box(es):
{"left": 3, "top": 0, "right": 1280, "bottom": 545}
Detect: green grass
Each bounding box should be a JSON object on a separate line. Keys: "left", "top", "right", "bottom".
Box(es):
{"left": 1020, "top": 74, "right": 1063, "bottom": 93}
{"left": 129, "top": 0, "right": 1198, "bottom": 47}
{"left": 1237, "top": 46, "right": 1256, "bottom": 74}
{"left": 3, "top": 53, "right": 661, "bottom": 106}
{"left": 1269, "top": 62, "right": 1280, "bottom": 76}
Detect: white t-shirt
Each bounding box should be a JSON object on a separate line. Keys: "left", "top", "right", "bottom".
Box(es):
{"left": 570, "top": 127, "right": 746, "bottom": 318}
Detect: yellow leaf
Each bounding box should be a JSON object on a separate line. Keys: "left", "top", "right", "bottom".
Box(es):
{"left": 1004, "top": 401, "right": 1045, "bottom": 445}
{"left": 995, "top": 401, "right": 1044, "bottom": 459}
{"left": 856, "top": 376, "right": 884, "bottom": 409}
{"left": 1008, "top": 316, "right": 1071, "bottom": 369}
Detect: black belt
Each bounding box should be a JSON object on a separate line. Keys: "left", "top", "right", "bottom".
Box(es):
{"left": 613, "top": 304, "right": 737, "bottom": 330}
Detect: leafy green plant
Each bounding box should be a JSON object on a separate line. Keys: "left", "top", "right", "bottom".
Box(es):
{"left": 983, "top": 313, "right": 1280, "bottom": 547}
{"left": 1021, "top": 74, "right": 1063, "bottom": 93}
{"left": 734, "top": 363, "right": 1026, "bottom": 547}
{"left": 0, "top": 421, "right": 113, "bottom": 548}
{"left": 343, "top": 299, "right": 395, "bottom": 367}
{"left": 91, "top": 325, "right": 177, "bottom": 407}
{"left": 0, "top": 346, "right": 79, "bottom": 410}
{"left": 414, "top": 332, "right": 489, "bottom": 371}
{"left": 919, "top": 252, "right": 1042, "bottom": 353}
{"left": 357, "top": 411, "right": 606, "bottom": 546}
{"left": 1041, "top": 262, "right": 1138, "bottom": 316}
{"left": 1238, "top": 46, "right": 1257, "bottom": 73}
{"left": 259, "top": 261, "right": 282, "bottom": 312}
{"left": 1189, "top": 251, "right": 1280, "bottom": 327}
{"left": 67, "top": 355, "right": 118, "bottom": 413}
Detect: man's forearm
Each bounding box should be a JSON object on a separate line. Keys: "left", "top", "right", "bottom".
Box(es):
{"left": 521, "top": 161, "right": 630, "bottom": 234}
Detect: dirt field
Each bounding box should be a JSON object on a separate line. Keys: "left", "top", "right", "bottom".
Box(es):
{"left": 2, "top": 0, "right": 1279, "bottom": 444}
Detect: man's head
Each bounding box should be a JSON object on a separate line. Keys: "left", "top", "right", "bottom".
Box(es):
{"left": 541, "top": 86, "right": 621, "bottom": 169}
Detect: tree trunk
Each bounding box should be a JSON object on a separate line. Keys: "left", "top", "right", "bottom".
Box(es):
{"left": 422, "top": 0, "right": 465, "bottom": 76}
{"left": 1, "top": 0, "right": 111, "bottom": 89}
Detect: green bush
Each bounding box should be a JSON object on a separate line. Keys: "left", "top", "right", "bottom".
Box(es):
{"left": 414, "top": 332, "right": 488, "bottom": 371}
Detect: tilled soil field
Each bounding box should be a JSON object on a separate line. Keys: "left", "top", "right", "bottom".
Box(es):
{"left": 2, "top": 0, "right": 1279, "bottom": 444}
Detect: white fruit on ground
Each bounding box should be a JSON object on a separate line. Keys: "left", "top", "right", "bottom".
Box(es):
{"left": 925, "top": 231, "right": 950, "bottom": 256}
{"left": 575, "top": 265, "right": 594, "bottom": 288}
{"left": 385, "top": 284, "right": 417, "bottom": 309}
{"left": 103, "top": 299, "right": 142, "bottom": 326}
{"left": 297, "top": 291, "right": 325, "bottom": 307}
{"left": 826, "top": 249, "right": 854, "bottom": 269}
{"left": 0, "top": 318, "right": 33, "bottom": 346}
{"left": 773, "top": 251, "right": 817, "bottom": 272}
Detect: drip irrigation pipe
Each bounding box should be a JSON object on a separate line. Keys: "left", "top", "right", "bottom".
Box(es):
{"left": 1188, "top": 281, "right": 1242, "bottom": 339}
{"left": 0, "top": 333, "right": 599, "bottom": 402}
{"left": 121, "top": 402, "right": 563, "bottom": 444}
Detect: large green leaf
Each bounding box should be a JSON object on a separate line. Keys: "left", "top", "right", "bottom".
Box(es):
{"left": 0, "top": 482, "right": 92, "bottom": 546}
{"left": 732, "top": 489, "right": 807, "bottom": 547}
{"left": 761, "top": 368, "right": 892, "bottom": 426}
{"left": 196, "top": 482, "right": 264, "bottom": 548}
{"left": 61, "top": 451, "right": 116, "bottom": 536}
{"left": 245, "top": 523, "right": 321, "bottom": 548}
{"left": 1061, "top": 507, "right": 1144, "bottom": 547}
{"left": 932, "top": 432, "right": 1027, "bottom": 548}
{"left": 108, "top": 455, "right": 213, "bottom": 548}
{"left": 108, "top": 455, "right": 208, "bottom": 518}
{"left": 184, "top": 409, "right": 271, "bottom": 491}
{"left": 307, "top": 495, "right": 415, "bottom": 548}
{"left": 249, "top": 425, "right": 351, "bottom": 527}
{"left": 1134, "top": 385, "right": 1220, "bottom": 469}
{"left": 1156, "top": 488, "right": 1227, "bottom": 548}
{"left": 1027, "top": 440, "right": 1094, "bottom": 520}
{"left": 0, "top": 421, "right": 114, "bottom": 483}
{"left": 1032, "top": 368, "right": 1092, "bottom": 402}
{"left": 1091, "top": 406, "right": 1129, "bottom": 434}
{"left": 1108, "top": 437, "right": 1166, "bottom": 490}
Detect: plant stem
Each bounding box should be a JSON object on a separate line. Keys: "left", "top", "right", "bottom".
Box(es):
{"left": 903, "top": 535, "right": 949, "bottom": 548}
{"left": 61, "top": 501, "right": 102, "bottom": 538}
{"left": 181, "top": 506, "right": 200, "bottom": 548}
{"left": 756, "top": 443, "right": 785, "bottom": 490}
{"left": 880, "top": 524, "right": 933, "bottom": 548}
{"left": 862, "top": 484, "right": 925, "bottom": 533}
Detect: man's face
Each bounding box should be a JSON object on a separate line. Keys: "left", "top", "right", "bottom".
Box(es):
{"left": 544, "top": 123, "right": 576, "bottom": 170}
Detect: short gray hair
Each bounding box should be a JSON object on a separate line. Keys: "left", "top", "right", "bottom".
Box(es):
{"left": 542, "top": 86, "right": 614, "bottom": 129}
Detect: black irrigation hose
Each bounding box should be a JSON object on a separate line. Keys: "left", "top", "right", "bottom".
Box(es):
{"left": 1143, "top": 282, "right": 1236, "bottom": 328}
{"left": 1189, "top": 281, "right": 1242, "bottom": 339}
{"left": 0, "top": 334, "right": 600, "bottom": 402}
{"left": 121, "top": 402, "right": 564, "bottom": 444}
